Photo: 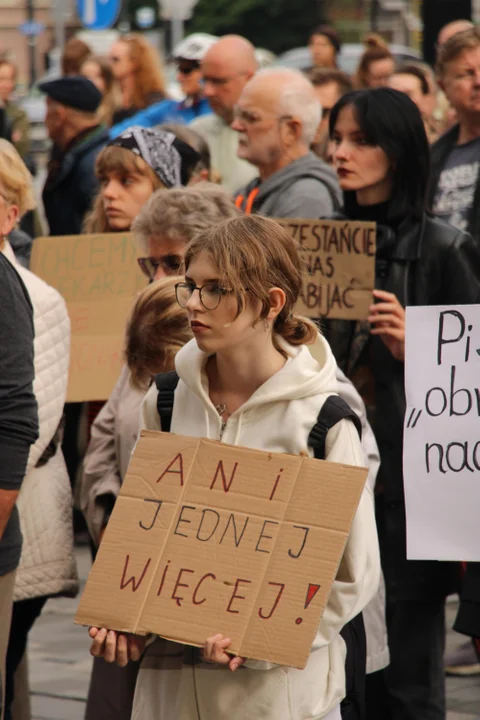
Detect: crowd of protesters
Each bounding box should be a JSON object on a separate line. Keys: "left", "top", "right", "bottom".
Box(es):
{"left": 1, "top": 16, "right": 480, "bottom": 720}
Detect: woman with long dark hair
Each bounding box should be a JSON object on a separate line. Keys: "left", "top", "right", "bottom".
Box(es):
{"left": 327, "top": 87, "right": 480, "bottom": 720}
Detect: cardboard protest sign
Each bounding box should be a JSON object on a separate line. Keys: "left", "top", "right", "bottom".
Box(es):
{"left": 276, "top": 219, "right": 376, "bottom": 321}
{"left": 30, "top": 234, "right": 147, "bottom": 401}
{"left": 404, "top": 305, "right": 480, "bottom": 561}
{"left": 75, "top": 431, "right": 367, "bottom": 669}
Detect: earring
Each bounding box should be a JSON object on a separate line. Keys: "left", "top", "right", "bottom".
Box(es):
{"left": 264, "top": 320, "right": 269, "bottom": 331}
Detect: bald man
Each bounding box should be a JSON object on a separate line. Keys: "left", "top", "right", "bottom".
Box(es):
{"left": 437, "top": 19, "right": 474, "bottom": 48}
{"left": 190, "top": 35, "right": 259, "bottom": 193}
{"left": 233, "top": 69, "right": 340, "bottom": 217}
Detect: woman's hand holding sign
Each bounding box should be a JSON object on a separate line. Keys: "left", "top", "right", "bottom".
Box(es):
{"left": 368, "top": 289, "right": 406, "bottom": 362}
{"left": 89, "top": 627, "right": 147, "bottom": 666}
{"left": 204, "top": 633, "right": 246, "bottom": 671}
{"left": 89, "top": 627, "right": 246, "bottom": 671}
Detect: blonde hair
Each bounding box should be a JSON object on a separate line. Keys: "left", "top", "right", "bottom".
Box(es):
{"left": 84, "top": 145, "right": 163, "bottom": 233}
{"left": 0, "top": 139, "right": 36, "bottom": 217}
{"left": 355, "top": 33, "right": 394, "bottom": 89}
{"left": 120, "top": 34, "right": 166, "bottom": 108}
{"left": 132, "top": 183, "right": 239, "bottom": 253}
{"left": 436, "top": 26, "right": 480, "bottom": 78}
{"left": 184, "top": 215, "right": 318, "bottom": 352}
{"left": 125, "top": 276, "right": 192, "bottom": 390}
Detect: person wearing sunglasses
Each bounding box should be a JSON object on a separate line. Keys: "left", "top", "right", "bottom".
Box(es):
{"left": 108, "top": 34, "right": 217, "bottom": 139}
{"left": 172, "top": 33, "right": 218, "bottom": 121}
{"left": 79, "top": 184, "right": 238, "bottom": 720}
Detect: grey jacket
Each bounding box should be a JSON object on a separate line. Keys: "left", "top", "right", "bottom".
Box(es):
{"left": 235, "top": 152, "right": 341, "bottom": 219}
{"left": 80, "top": 365, "right": 145, "bottom": 545}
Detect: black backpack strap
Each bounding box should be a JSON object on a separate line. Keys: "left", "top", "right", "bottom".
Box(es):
{"left": 339, "top": 614, "right": 366, "bottom": 720}
{"left": 308, "top": 395, "right": 362, "bottom": 461}
{"left": 308, "top": 395, "right": 365, "bottom": 720}
{"left": 154, "top": 371, "right": 180, "bottom": 433}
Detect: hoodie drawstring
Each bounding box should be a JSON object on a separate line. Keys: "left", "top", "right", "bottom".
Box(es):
{"left": 233, "top": 413, "right": 244, "bottom": 446}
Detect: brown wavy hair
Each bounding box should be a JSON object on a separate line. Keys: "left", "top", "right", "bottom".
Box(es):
{"left": 125, "top": 277, "right": 192, "bottom": 390}
{"left": 184, "top": 215, "right": 318, "bottom": 353}
{"left": 355, "top": 33, "right": 394, "bottom": 89}
{"left": 120, "top": 34, "right": 166, "bottom": 108}
{"left": 84, "top": 145, "right": 164, "bottom": 233}
{"left": 80, "top": 55, "right": 121, "bottom": 126}
{"left": 61, "top": 37, "right": 92, "bottom": 75}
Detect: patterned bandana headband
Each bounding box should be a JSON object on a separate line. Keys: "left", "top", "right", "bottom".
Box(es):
{"left": 108, "top": 126, "right": 201, "bottom": 188}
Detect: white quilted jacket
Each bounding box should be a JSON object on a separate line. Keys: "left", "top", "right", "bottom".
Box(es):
{"left": 3, "top": 243, "right": 79, "bottom": 601}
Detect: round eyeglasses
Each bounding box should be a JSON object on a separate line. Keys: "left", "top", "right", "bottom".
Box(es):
{"left": 175, "top": 282, "right": 230, "bottom": 311}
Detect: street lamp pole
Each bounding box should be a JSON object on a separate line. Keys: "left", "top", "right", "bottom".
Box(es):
{"left": 158, "top": 0, "right": 199, "bottom": 53}
{"left": 26, "top": 0, "right": 36, "bottom": 87}
{"left": 370, "top": 0, "right": 379, "bottom": 31}
{"left": 52, "top": 0, "right": 66, "bottom": 65}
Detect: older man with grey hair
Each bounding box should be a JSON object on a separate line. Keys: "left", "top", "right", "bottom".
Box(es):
{"left": 233, "top": 68, "right": 341, "bottom": 217}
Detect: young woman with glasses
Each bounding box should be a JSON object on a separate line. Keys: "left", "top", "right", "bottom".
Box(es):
{"left": 89, "top": 214, "right": 380, "bottom": 720}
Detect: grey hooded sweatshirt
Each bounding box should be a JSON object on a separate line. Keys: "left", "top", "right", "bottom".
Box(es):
{"left": 235, "top": 151, "right": 341, "bottom": 218}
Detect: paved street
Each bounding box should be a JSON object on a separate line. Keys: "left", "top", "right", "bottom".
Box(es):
{"left": 23, "top": 546, "right": 480, "bottom": 719}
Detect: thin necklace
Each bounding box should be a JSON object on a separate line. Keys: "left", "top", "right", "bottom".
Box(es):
{"left": 215, "top": 403, "right": 230, "bottom": 417}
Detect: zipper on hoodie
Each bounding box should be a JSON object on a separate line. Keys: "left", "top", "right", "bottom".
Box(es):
{"left": 219, "top": 417, "right": 228, "bottom": 441}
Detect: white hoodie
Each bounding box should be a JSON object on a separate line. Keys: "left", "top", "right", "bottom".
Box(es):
{"left": 136, "top": 335, "right": 380, "bottom": 720}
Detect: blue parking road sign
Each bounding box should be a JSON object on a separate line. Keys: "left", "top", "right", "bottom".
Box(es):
{"left": 77, "top": 0, "right": 121, "bottom": 30}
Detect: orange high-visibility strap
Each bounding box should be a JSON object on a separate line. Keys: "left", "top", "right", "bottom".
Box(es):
{"left": 235, "top": 187, "right": 260, "bottom": 215}
{"left": 244, "top": 187, "right": 260, "bottom": 215}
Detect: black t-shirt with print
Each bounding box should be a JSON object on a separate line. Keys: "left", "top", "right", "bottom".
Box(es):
{"left": 433, "top": 135, "right": 480, "bottom": 231}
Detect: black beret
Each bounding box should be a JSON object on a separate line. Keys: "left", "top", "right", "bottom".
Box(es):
{"left": 39, "top": 76, "right": 102, "bottom": 113}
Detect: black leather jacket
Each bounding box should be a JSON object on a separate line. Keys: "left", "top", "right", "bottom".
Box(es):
{"left": 325, "top": 213, "right": 480, "bottom": 599}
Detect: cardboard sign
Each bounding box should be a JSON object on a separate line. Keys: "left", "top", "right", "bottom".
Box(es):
{"left": 276, "top": 219, "right": 376, "bottom": 320}
{"left": 404, "top": 305, "right": 480, "bottom": 561}
{"left": 30, "top": 234, "right": 147, "bottom": 402}
{"left": 75, "top": 431, "right": 367, "bottom": 669}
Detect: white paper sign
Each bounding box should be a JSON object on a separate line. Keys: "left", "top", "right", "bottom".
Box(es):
{"left": 403, "top": 305, "right": 480, "bottom": 561}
